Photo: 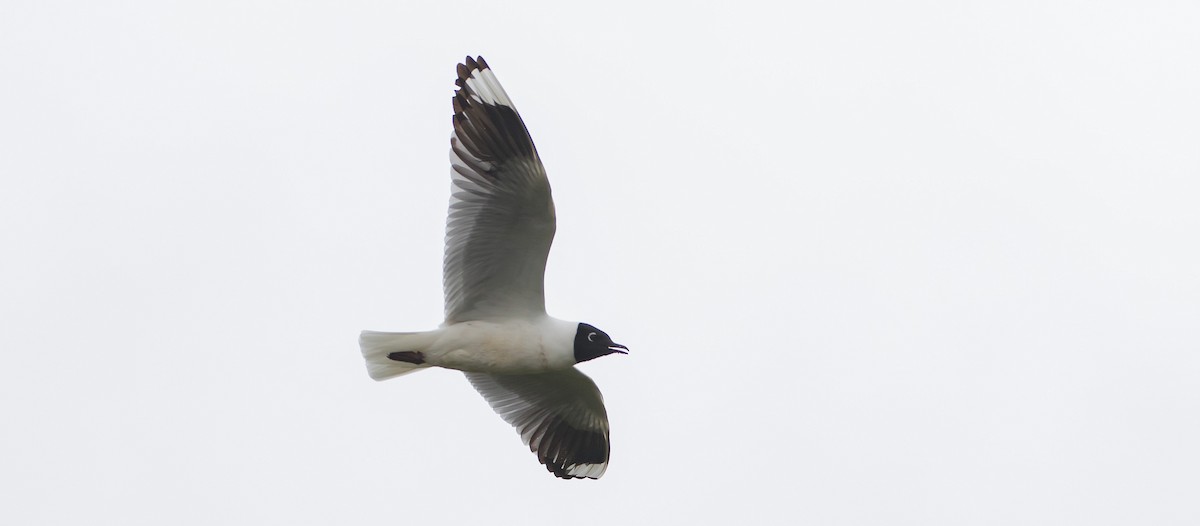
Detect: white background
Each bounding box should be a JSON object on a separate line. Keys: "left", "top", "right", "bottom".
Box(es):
{"left": 2, "top": 1, "right": 1198, "bottom": 524}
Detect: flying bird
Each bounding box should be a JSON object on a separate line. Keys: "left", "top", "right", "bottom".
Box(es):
{"left": 359, "top": 56, "right": 628, "bottom": 479}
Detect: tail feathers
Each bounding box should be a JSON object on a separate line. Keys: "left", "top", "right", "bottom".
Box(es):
{"left": 359, "top": 330, "right": 432, "bottom": 381}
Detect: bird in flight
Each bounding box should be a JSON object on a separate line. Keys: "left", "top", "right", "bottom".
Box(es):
{"left": 359, "top": 56, "right": 628, "bottom": 479}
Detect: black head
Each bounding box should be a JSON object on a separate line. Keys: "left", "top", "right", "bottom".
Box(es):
{"left": 574, "top": 323, "right": 628, "bottom": 364}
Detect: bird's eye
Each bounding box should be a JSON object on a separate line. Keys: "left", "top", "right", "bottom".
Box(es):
{"left": 587, "top": 332, "right": 598, "bottom": 342}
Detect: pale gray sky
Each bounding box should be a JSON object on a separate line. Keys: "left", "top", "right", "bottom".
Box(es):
{"left": 3, "top": 1, "right": 1199, "bottom": 524}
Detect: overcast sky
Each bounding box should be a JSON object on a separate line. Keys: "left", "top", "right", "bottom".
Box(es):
{"left": 3, "top": 1, "right": 1199, "bottom": 524}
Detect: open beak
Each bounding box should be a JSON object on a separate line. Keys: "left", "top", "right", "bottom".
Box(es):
{"left": 608, "top": 343, "right": 629, "bottom": 354}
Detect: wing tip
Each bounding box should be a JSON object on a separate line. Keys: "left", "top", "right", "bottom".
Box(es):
{"left": 548, "top": 461, "right": 609, "bottom": 479}
{"left": 449, "top": 55, "right": 536, "bottom": 162}
{"left": 454, "top": 55, "right": 514, "bottom": 108}
{"left": 532, "top": 418, "right": 611, "bottom": 480}
{"left": 461, "top": 54, "right": 488, "bottom": 71}
{"left": 455, "top": 55, "right": 490, "bottom": 87}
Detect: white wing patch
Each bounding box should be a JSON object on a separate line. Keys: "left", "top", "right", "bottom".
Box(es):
{"left": 463, "top": 67, "right": 515, "bottom": 107}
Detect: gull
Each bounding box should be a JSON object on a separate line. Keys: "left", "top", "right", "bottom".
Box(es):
{"left": 359, "top": 56, "right": 628, "bottom": 479}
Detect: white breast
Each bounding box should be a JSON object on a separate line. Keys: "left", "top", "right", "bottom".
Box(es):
{"left": 429, "top": 316, "right": 578, "bottom": 374}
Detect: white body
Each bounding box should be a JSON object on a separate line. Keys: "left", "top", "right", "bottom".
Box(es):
{"left": 360, "top": 317, "right": 577, "bottom": 378}
{"left": 434, "top": 317, "right": 578, "bottom": 372}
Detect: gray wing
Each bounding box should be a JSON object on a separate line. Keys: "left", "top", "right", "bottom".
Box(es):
{"left": 444, "top": 56, "right": 555, "bottom": 323}
{"left": 465, "top": 369, "right": 611, "bottom": 479}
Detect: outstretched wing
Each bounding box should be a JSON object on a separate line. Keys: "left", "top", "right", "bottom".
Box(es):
{"left": 444, "top": 56, "right": 555, "bottom": 323}
{"left": 465, "top": 369, "right": 611, "bottom": 479}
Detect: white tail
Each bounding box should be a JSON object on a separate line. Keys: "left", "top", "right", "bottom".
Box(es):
{"left": 359, "top": 330, "right": 433, "bottom": 381}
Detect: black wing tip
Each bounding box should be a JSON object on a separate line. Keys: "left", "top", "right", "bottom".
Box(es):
{"left": 548, "top": 463, "right": 606, "bottom": 480}
{"left": 456, "top": 55, "right": 490, "bottom": 85}
{"left": 448, "top": 55, "right": 537, "bottom": 162}
{"left": 451, "top": 56, "right": 489, "bottom": 108}
{"left": 532, "top": 420, "right": 610, "bottom": 479}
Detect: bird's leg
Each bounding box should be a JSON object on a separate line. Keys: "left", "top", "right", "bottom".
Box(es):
{"left": 386, "top": 351, "right": 425, "bottom": 364}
